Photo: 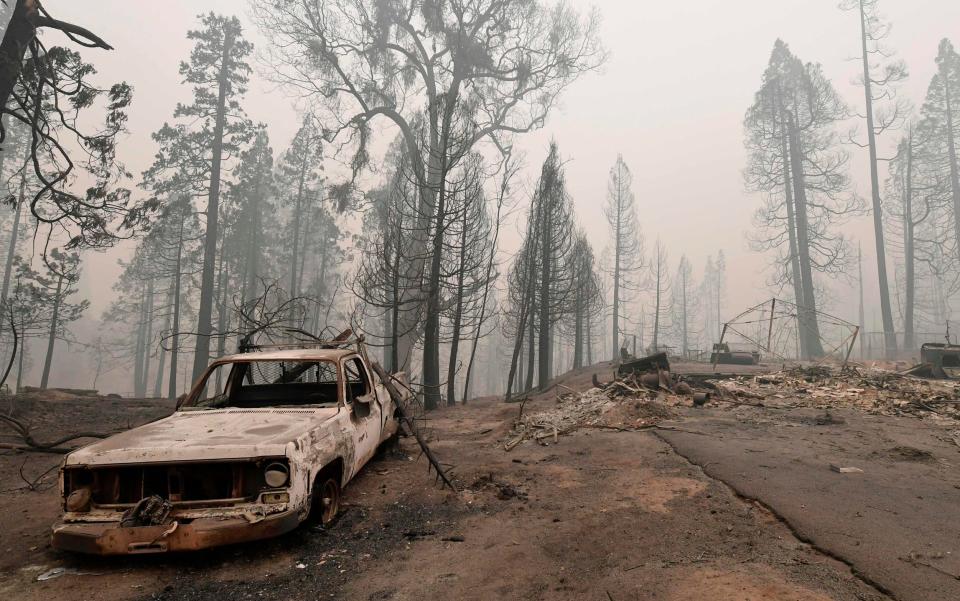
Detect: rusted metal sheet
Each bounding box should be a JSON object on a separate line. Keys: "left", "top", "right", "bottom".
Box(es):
{"left": 710, "top": 343, "right": 760, "bottom": 365}
{"left": 914, "top": 343, "right": 960, "bottom": 379}
{"left": 52, "top": 345, "right": 405, "bottom": 555}
{"left": 617, "top": 352, "right": 670, "bottom": 378}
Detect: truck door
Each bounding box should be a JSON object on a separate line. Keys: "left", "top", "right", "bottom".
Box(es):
{"left": 343, "top": 356, "right": 382, "bottom": 467}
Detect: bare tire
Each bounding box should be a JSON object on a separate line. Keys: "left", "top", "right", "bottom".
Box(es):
{"left": 312, "top": 476, "right": 341, "bottom": 526}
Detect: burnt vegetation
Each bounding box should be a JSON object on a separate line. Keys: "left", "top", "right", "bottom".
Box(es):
{"left": 0, "top": 0, "right": 954, "bottom": 407}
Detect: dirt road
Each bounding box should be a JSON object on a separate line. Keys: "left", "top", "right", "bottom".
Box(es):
{"left": 0, "top": 363, "right": 944, "bottom": 600}
{"left": 657, "top": 406, "right": 960, "bottom": 601}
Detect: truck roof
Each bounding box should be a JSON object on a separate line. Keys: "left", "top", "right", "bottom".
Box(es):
{"left": 213, "top": 347, "right": 358, "bottom": 363}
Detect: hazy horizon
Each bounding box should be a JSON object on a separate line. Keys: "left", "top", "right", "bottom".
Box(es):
{"left": 5, "top": 0, "right": 960, "bottom": 393}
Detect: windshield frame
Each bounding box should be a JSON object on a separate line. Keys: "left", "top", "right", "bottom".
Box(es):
{"left": 180, "top": 358, "right": 344, "bottom": 410}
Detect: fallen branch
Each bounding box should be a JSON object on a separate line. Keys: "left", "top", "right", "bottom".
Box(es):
{"left": 582, "top": 423, "right": 659, "bottom": 433}
{"left": 0, "top": 442, "right": 73, "bottom": 454}
{"left": 370, "top": 361, "right": 457, "bottom": 492}
{"left": 0, "top": 414, "right": 110, "bottom": 453}
{"left": 18, "top": 458, "right": 59, "bottom": 491}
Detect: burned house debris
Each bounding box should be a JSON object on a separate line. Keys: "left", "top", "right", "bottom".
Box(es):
{"left": 709, "top": 343, "right": 760, "bottom": 366}
{"left": 910, "top": 343, "right": 960, "bottom": 379}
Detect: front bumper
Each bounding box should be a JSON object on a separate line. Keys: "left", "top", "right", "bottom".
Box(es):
{"left": 51, "top": 509, "right": 301, "bottom": 555}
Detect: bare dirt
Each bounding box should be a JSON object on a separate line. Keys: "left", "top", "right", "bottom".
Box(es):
{"left": 0, "top": 361, "right": 947, "bottom": 601}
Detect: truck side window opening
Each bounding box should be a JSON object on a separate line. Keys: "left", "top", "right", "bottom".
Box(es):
{"left": 344, "top": 358, "right": 370, "bottom": 402}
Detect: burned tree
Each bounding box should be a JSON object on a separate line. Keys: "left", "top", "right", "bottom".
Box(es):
{"left": 143, "top": 13, "right": 253, "bottom": 383}
{"left": 461, "top": 154, "right": 517, "bottom": 403}
{"left": 353, "top": 142, "right": 424, "bottom": 374}
{"left": 603, "top": 154, "right": 644, "bottom": 359}
{"left": 277, "top": 117, "right": 324, "bottom": 303}
{"left": 840, "top": 0, "right": 909, "bottom": 357}
{"left": 884, "top": 124, "right": 942, "bottom": 351}
{"left": 568, "top": 233, "right": 601, "bottom": 369}
{"left": 148, "top": 197, "right": 203, "bottom": 399}
{"left": 24, "top": 249, "right": 87, "bottom": 389}
{"left": 648, "top": 239, "right": 670, "bottom": 353}
{"left": 671, "top": 255, "right": 698, "bottom": 358}
{"left": 920, "top": 39, "right": 960, "bottom": 264}
{"left": 532, "top": 144, "right": 576, "bottom": 389}
{"left": 503, "top": 143, "right": 577, "bottom": 396}
{"left": 442, "top": 156, "right": 495, "bottom": 406}
{"left": 253, "top": 0, "right": 605, "bottom": 408}
{"left": 229, "top": 127, "right": 276, "bottom": 306}
{"left": 744, "top": 40, "right": 858, "bottom": 359}
{"left": 504, "top": 205, "right": 540, "bottom": 401}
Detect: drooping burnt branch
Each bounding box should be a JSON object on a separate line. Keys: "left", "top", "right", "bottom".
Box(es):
{"left": 0, "top": 0, "right": 145, "bottom": 252}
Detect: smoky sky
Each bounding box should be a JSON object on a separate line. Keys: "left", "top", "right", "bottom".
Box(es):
{"left": 8, "top": 0, "right": 960, "bottom": 389}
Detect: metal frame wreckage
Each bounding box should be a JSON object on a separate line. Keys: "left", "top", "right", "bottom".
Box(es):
{"left": 49, "top": 330, "right": 454, "bottom": 555}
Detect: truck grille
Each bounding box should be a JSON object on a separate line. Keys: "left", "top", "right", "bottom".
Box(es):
{"left": 63, "top": 459, "right": 285, "bottom": 507}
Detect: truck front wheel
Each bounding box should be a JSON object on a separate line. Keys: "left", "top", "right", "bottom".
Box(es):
{"left": 311, "top": 474, "right": 341, "bottom": 526}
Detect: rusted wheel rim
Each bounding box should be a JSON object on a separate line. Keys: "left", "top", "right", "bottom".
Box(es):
{"left": 320, "top": 479, "right": 339, "bottom": 525}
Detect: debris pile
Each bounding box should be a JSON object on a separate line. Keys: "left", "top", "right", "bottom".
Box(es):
{"left": 699, "top": 365, "right": 960, "bottom": 421}
{"left": 504, "top": 374, "right": 680, "bottom": 450}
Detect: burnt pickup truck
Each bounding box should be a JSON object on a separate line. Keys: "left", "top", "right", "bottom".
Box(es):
{"left": 51, "top": 342, "right": 407, "bottom": 555}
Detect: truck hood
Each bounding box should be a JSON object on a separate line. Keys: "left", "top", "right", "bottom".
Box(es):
{"left": 65, "top": 407, "right": 340, "bottom": 466}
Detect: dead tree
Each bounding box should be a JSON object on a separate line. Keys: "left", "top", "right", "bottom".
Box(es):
{"left": 143, "top": 14, "right": 253, "bottom": 383}
{"left": 461, "top": 154, "right": 518, "bottom": 403}
{"left": 568, "top": 233, "right": 601, "bottom": 369}
{"left": 671, "top": 255, "right": 699, "bottom": 358}
{"left": 603, "top": 154, "right": 645, "bottom": 360}
{"left": 920, "top": 39, "right": 960, "bottom": 267}
{"left": 253, "top": 0, "right": 606, "bottom": 406}
{"left": 442, "top": 156, "right": 495, "bottom": 406}
{"left": 745, "top": 40, "right": 858, "bottom": 359}
{"left": 648, "top": 239, "right": 671, "bottom": 353}
{"left": 841, "top": 0, "right": 909, "bottom": 357}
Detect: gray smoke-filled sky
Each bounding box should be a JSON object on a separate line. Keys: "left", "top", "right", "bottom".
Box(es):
{"left": 16, "top": 0, "right": 960, "bottom": 390}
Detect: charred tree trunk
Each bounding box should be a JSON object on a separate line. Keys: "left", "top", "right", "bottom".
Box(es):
{"left": 941, "top": 59, "right": 960, "bottom": 266}
{"left": 903, "top": 131, "right": 916, "bottom": 351}
{"left": 776, "top": 91, "right": 809, "bottom": 359}
{"left": 154, "top": 284, "right": 173, "bottom": 399}
{"left": 786, "top": 111, "right": 825, "bottom": 357}
{"left": 167, "top": 214, "right": 185, "bottom": 399}
{"left": 525, "top": 311, "right": 536, "bottom": 393}
{"left": 505, "top": 303, "right": 528, "bottom": 401}
{"left": 573, "top": 283, "right": 584, "bottom": 369}
{"left": 39, "top": 274, "right": 63, "bottom": 390}
{"left": 191, "top": 28, "right": 235, "bottom": 382}
{"left": 0, "top": 144, "right": 27, "bottom": 306}
{"left": 132, "top": 283, "right": 146, "bottom": 396}
{"left": 611, "top": 216, "right": 621, "bottom": 360}
{"left": 421, "top": 191, "right": 446, "bottom": 409}
{"left": 537, "top": 205, "right": 553, "bottom": 389}
{"left": 586, "top": 309, "right": 593, "bottom": 366}
{"left": 140, "top": 278, "right": 155, "bottom": 397}
{"left": 289, "top": 154, "right": 308, "bottom": 300}
{"left": 856, "top": 0, "right": 897, "bottom": 357}
{"left": 388, "top": 239, "right": 401, "bottom": 372}
{"left": 446, "top": 203, "right": 469, "bottom": 406}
